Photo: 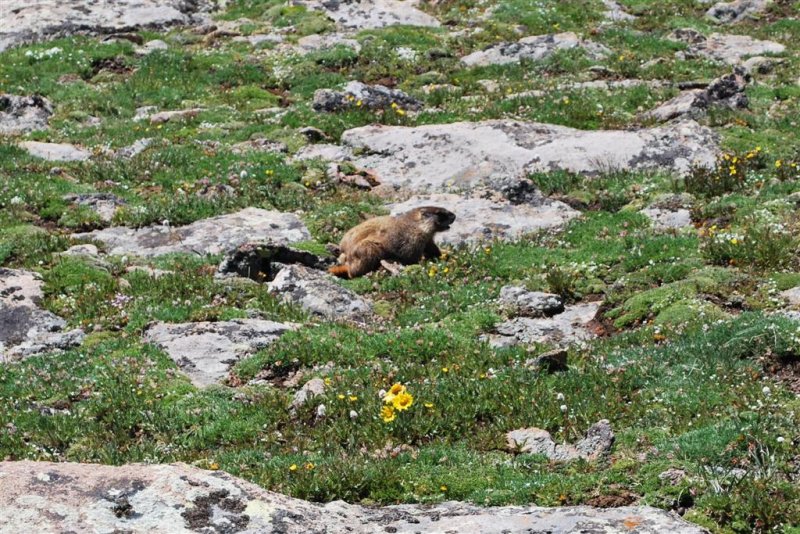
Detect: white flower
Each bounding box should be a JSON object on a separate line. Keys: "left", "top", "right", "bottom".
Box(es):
{"left": 349, "top": 410, "right": 358, "bottom": 420}
{"left": 556, "top": 393, "right": 565, "bottom": 401}
{"left": 560, "top": 404, "right": 568, "bottom": 413}
{"left": 239, "top": 170, "right": 248, "bottom": 179}
{"left": 762, "top": 386, "right": 771, "bottom": 396}
{"left": 777, "top": 437, "right": 785, "bottom": 443}
{"left": 9, "top": 196, "right": 23, "bottom": 205}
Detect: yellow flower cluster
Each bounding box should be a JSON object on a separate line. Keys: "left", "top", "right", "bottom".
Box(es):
{"left": 390, "top": 102, "right": 406, "bottom": 116}
{"left": 381, "top": 383, "right": 414, "bottom": 422}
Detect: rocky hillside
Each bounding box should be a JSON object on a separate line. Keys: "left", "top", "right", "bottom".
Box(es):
{"left": 1, "top": 0, "right": 799, "bottom": 532}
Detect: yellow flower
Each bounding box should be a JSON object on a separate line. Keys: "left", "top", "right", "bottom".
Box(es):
{"left": 776, "top": 160, "right": 783, "bottom": 168}
{"left": 305, "top": 462, "right": 315, "bottom": 470}
{"left": 391, "top": 102, "right": 398, "bottom": 108}
{"left": 356, "top": 100, "right": 363, "bottom": 107}
{"left": 324, "top": 377, "right": 332, "bottom": 385}
{"left": 440, "top": 485, "right": 448, "bottom": 491}
{"left": 209, "top": 462, "right": 219, "bottom": 470}
{"left": 338, "top": 394, "right": 345, "bottom": 400}
{"left": 384, "top": 383, "right": 406, "bottom": 403}
{"left": 428, "top": 267, "right": 437, "bottom": 277}
{"left": 396, "top": 108, "right": 406, "bottom": 116}
{"left": 349, "top": 395, "right": 358, "bottom": 402}
{"left": 484, "top": 247, "right": 491, "bottom": 254}
{"left": 441, "top": 367, "right": 449, "bottom": 373}
{"left": 729, "top": 166, "right": 737, "bottom": 175}
{"left": 392, "top": 392, "right": 414, "bottom": 411}
{"left": 381, "top": 405, "right": 396, "bottom": 423}
{"left": 756, "top": 146, "right": 762, "bottom": 151}
{"left": 424, "top": 402, "right": 434, "bottom": 409}
{"left": 289, "top": 464, "right": 298, "bottom": 471}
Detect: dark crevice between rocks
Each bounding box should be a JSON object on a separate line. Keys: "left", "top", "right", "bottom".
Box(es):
{"left": 217, "top": 242, "right": 334, "bottom": 283}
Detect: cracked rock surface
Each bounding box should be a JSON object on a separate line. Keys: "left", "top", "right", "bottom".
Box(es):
{"left": 0, "top": 461, "right": 708, "bottom": 533}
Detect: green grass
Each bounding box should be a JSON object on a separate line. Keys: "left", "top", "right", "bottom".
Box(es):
{"left": 2, "top": 0, "right": 800, "bottom": 532}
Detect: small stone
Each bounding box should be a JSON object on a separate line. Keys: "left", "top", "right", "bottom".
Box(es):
{"left": 133, "top": 106, "right": 158, "bottom": 121}
{"left": 312, "top": 81, "right": 422, "bottom": 113}
{"left": 114, "top": 138, "right": 155, "bottom": 159}
{"left": 506, "top": 420, "right": 614, "bottom": 461}
{"left": 706, "top": 0, "right": 769, "bottom": 24}
{"left": 461, "top": 33, "right": 609, "bottom": 67}
{"left": 525, "top": 348, "right": 568, "bottom": 373}
{"left": 134, "top": 39, "right": 168, "bottom": 55}
{"left": 659, "top": 468, "right": 688, "bottom": 486}
{"left": 149, "top": 108, "right": 203, "bottom": 125}
{"left": 298, "top": 126, "right": 331, "bottom": 143}
{"left": 499, "top": 286, "right": 565, "bottom": 317}
{"left": 780, "top": 286, "right": 800, "bottom": 308}
{"left": 292, "top": 378, "right": 326, "bottom": 411}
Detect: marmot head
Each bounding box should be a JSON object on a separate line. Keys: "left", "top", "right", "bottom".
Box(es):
{"left": 408, "top": 206, "right": 456, "bottom": 233}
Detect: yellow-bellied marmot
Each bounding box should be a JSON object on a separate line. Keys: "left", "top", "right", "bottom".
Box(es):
{"left": 328, "top": 206, "right": 456, "bottom": 278}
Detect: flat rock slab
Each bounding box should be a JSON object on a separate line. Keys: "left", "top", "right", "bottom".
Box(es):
{"left": 63, "top": 193, "right": 126, "bottom": 222}
{"left": 671, "top": 30, "right": 784, "bottom": 65}
{"left": 0, "top": 0, "right": 213, "bottom": 52}
{"left": 0, "top": 461, "right": 708, "bottom": 533}
{"left": 461, "top": 32, "right": 609, "bottom": 67}
{"left": 488, "top": 301, "right": 601, "bottom": 348}
{"left": 75, "top": 208, "right": 311, "bottom": 257}
{"left": 389, "top": 194, "right": 580, "bottom": 245}
{"left": 499, "top": 286, "right": 565, "bottom": 317}
{"left": 780, "top": 287, "right": 800, "bottom": 308}
{"left": 321, "top": 120, "right": 718, "bottom": 197}
{"left": 295, "top": 0, "right": 440, "bottom": 30}
{"left": 268, "top": 264, "right": 374, "bottom": 323}
{"left": 143, "top": 319, "right": 297, "bottom": 387}
{"left": 19, "top": 141, "right": 91, "bottom": 162}
{"left": 0, "top": 269, "right": 84, "bottom": 362}
{"left": 0, "top": 94, "right": 53, "bottom": 135}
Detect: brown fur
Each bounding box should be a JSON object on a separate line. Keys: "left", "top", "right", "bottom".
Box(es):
{"left": 329, "top": 206, "right": 456, "bottom": 278}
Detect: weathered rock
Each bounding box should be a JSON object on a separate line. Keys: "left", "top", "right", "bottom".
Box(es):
{"left": 268, "top": 264, "right": 374, "bottom": 323}
{"left": 670, "top": 30, "right": 785, "bottom": 65}
{"left": 143, "top": 319, "right": 297, "bottom": 387}
{"left": 601, "top": 0, "right": 636, "bottom": 21}
{"left": 19, "top": 141, "right": 91, "bottom": 162}
{"left": 133, "top": 105, "right": 158, "bottom": 121}
{"left": 312, "top": 81, "right": 422, "bottom": 112}
{"left": 507, "top": 420, "right": 615, "bottom": 461}
{"left": 780, "top": 286, "right": 800, "bottom": 308}
{"left": 741, "top": 55, "right": 782, "bottom": 75}
{"left": 75, "top": 208, "right": 311, "bottom": 257}
{"left": 706, "top": 0, "right": 769, "bottom": 24}
{"left": 134, "top": 39, "right": 168, "bottom": 55}
{"left": 499, "top": 286, "right": 565, "bottom": 317}
{"left": 0, "top": 269, "right": 84, "bottom": 362}
{"left": 0, "top": 0, "right": 213, "bottom": 52}
{"left": 63, "top": 193, "right": 125, "bottom": 222}
{"left": 488, "top": 301, "right": 601, "bottom": 348}
{"left": 525, "top": 348, "right": 569, "bottom": 372}
{"left": 149, "top": 108, "right": 204, "bottom": 125}
{"left": 291, "top": 377, "right": 326, "bottom": 410}
{"left": 295, "top": 0, "right": 440, "bottom": 30}
{"left": 0, "top": 461, "right": 705, "bottom": 533}
{"left": 230, "top": 138, "right": 288, "bottom": 155}
{"left": 643, "top": 69, "right": 748, "bottom": 122}
{"left": 505, "top": 79, "right": 670, "bottom": 101}
{"left": 233, "top": 33, "right": 285, "bottom": 46}
{"left": 114, "top": 138, "right": 155, "bottom": 159}
{"left": 659, "top": 468, "right": 688, "bottom": 486}
{"left": 0, "top": 94, "right": 53, "bottom": 135}
{"left": 217, "top": 242, "right": 329, "bottom": 282}
{"left": 461, "top": 33, "right": 609, "bottom": 67}
{"left": 389, "top": 194, "right": 580, "bottom": 245}
{"left": 640, "top": 208, "right": 693, "bottom": 231}
{"left": 317, "top": 121, "right": 718, "bottom": 198}
{"left": 293, "top": 33, "right": 361, "bottom": 53}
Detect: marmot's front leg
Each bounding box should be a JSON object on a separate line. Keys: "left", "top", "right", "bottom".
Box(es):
{"left": 422, "top": 240, "right": 441, "bottom": 260}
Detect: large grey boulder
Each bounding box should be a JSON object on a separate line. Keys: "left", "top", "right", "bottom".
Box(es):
{"left": 507, "top": 420, "right": 615, "bottom": 461}
{"left": 312, "top": 81, "right": 422, "bottom": 113}
{"left": 294, "top": 0, "right": 440, "bottom": 30}
{"left": 143, "top": 319, "right": 297, "bottom": 387}
{"left": 389, "top": 194, "right": 580, "bottom": 245}
{"left": 315, "top": 120, "right": 718, "bottom": 197}
{"left": 0, "top": 269, "right": 84, "bottom": 362}
{"left": 18, "top": 141, "right": 91, "bottom": 162}
{"left": 0, "top": 0, "right": 214, "bottom": 52}
{"left": 488, "top": 301, "right": 601, "bottom": 348}
{"left": 706, "top": 0, "right": 769, "bottom": 24}
{"left": 268, "top": 264, "right": 374, "bottom": 323}
{"left": 670, "top": 30, "right": 785, "bottom": 65}
{"left": 0, "top": 461, "right": 708, "bottom": 533}
{"left": 601, "top": 0, "right": 636, "bottom": 21}
{"left": 0, "top": 94, "right": 53, "bottom": 135}
{"left": 75, "top": 208, "right": 311, "bottom": 257}
{"left": 461, "top": 32, "right": 609, "bottom": 67}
